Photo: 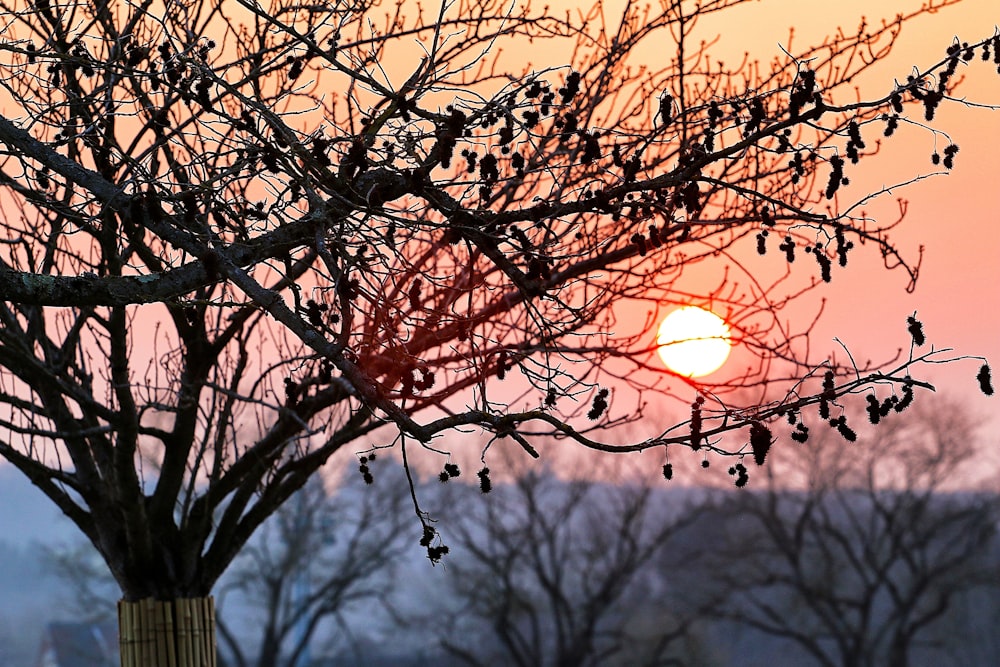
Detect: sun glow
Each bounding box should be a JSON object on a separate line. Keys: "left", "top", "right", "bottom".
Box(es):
{"left": 656, "top": 306, "right": 732, "bottom": 377}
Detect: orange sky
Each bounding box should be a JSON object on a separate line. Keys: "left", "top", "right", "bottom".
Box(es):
{"left": 0, "top": 0, "right": 993, "bottom": 478}
{"left": 405, "top": 0, "right": 1000, "bottom": 451}
{"left": 732, "top": 0, "right": 1000, "bottom": 430}
{"left": 374, "top": 0, "right": 1000, "bottom": 479}
{"left": 609, "top": 0, "right": 1000, "bottom": 433}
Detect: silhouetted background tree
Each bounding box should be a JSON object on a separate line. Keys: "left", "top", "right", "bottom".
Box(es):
{"left": 410, "top": 461, "right": 711, "bottom": 667}
{"left": 46, "top": 410, "right": 1000, "bottom": 666}
{"left": 213, "top": 457, "right": 411, "bottom": 667}
{"left": 0, "top": 0, "right": 995, "bottom": 663}
{"left": 691, "top": 400, "right": 999, "bottom": 667}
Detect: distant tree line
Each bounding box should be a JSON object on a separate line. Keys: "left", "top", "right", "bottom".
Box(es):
{"left": 46, "top": 399, "right": 999, "bottom": 667}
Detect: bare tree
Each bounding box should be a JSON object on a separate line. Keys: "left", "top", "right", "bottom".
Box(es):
{"left": 215, "top": 456, "right": 411, "bottom": 667}
{"left": 928, "top": 570, "right": 1000, "bottom": 667}
{"left": 0, "top": 0, "right": 995, "bottom": 663}
{"left": 411, "top": 464, "right": 712, "bottom": 667}
{"left": 697, "top": 400, "right": 999, "bottom": 667}
{"left": 45, "top": 539, "right": 123, "bottom": 624}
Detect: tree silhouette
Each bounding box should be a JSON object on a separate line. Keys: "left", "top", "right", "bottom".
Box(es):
{"left": 215, "top": 458, "right": 411, "bottom": 667}
{"left": 0, "top": 0, "right": 995, "bottom": 663}
{"left": 414, "top": 464, "right": 708, "bottom": 667}
{"left": 696, "top": 400, "right": 999, "bottom": 667}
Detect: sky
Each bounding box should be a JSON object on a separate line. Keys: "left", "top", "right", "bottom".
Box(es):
{"left": 627, "top": 0, "right": 1000, "bottom": 434}
{"left": 722, "top": 0, "right": 1000, "bottom": 428}
{"left": 361, "top": 0, "right": 1000, "bottom": 481}
{"left": 0, "top": 0, "right": 997, "bottom": 510}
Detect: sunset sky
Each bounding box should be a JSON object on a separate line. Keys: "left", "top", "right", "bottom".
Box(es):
{"left": 370, "top": 0, "right": 1000, "bottom": 476}
{"left": 0, "top": 0, "right": 994, "bottom": 475}
{"left": 734, "top": 0, "right": 1000, "bottom": 427}
{"left": 623, "top": 0, "right": 1000, "bottom": 433}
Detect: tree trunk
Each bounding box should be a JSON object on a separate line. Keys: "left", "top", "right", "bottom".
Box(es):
{"left": 118, "top": 597, "right": 217, "bottom": 667}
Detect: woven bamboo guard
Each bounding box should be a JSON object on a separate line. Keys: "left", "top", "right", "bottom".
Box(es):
{"left": 118, "top": 597, "right": 216, "bottom": 667}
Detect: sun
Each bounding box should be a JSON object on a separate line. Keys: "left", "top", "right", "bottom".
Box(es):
{"left": 656, "top": 306, "right": 732, "bottom": 377}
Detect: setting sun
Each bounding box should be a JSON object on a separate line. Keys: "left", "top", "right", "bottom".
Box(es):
{"left": 656, "top": 306, "right": 732, "bottom": 377}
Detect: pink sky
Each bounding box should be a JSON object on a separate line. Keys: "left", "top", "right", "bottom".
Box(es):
{"left": 0, "top": 0, "right": 992, "bottom": 481}
{"left": 742, "top": 0, "right": 1000, "bottom": 427}
{"left": 404, "top": 0, "right": 1000, "bottom": 479}
{"left": 643, "top": 0, "right": 1000, "bottom": 430}
{"left": 413, "top": 0, "right": 1000, "bottom": 461}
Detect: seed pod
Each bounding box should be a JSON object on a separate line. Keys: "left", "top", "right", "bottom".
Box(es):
{"left": 304, "top": 299, "right": 327, "bottom": 327}
{"left": 358, "top": 459, "right": 374, "bottom": 485}
{"left": 690, "top": 396, "right": 704, "bottom": 450}
{"left": 835, "top": 225, "right": 854, "bottom": 267}
{"left": 791, "top": 423, "right": 810, "bottom": 443}
{"left": 866, "top": 394, "right": 881, "bottom": 425}
{"left": 978, "top": 364, "right": 994, "bottom": 396}
{"left": 907, "top": 316, "right": 926, "bottom": 346}
{"left": 779, "top": 236, "right": 795, "bottom": 263}
{"left": 283, "top": 377, "right": 299, "bottom": 407}
{"left": 894, "top": 382, "right": 914, "bottom": 412}
{"left": 408, "top": 278, "right": 422, "bottom": 310}
{"left": 847, "top": 121, "right": 865, "bottom": 149}
{"left": 730, "top": 462, "right": 749, "bottom": 488}
{"left": 288, "top": 57, "right": 303, "bottom": 81}
{"left": 631, "top": 233, "right": 648, "bottom": 256}
{"left": 942, "top": 144, "right": 959, "bottom": 170}
{"left": 657, "top": 93, "right": 673, "bottom": 126}
{"left": 588, "top": 388, "right": 609, "bottom": 420}
{"left": 760, "top": 207, "right": 775, "bottom": 227}
{"left": 890, "top": 91, "right": 904, "bottom": 113}
{"left": 883, "top": 114, "right": 899, "bottom": 136}
{"left": 825, "top": 155, "right": 844, "bottom": 199}
{"left": 478, "top": 467, "right": 492, "bottom": 493}
{"left": 830, "top": 416, "right": 857, "bottom": 442}
{"left": 749, "top": 422, "right": 773, "bottom": 466}
{"left": 813, "top": 246, "right": 832, "bottom": 282}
